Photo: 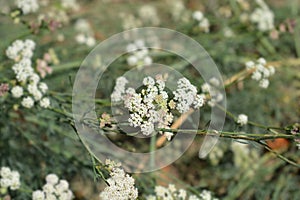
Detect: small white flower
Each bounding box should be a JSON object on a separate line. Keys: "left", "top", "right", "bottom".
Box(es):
{"left": 32, "top": 190, "right": 45, "bottom": 200}
{"left": 45, "top": 194, "right": 56, "bottom": 200}
{"left": 134, "top": 39, "right": 145, "bottom": 49}
{"left": 250, "top": 6, "right": 274, "bottom": 32}
{"left": 135, "top": 49, "right": 147, "bottom": 59}
{"left": 40, "top": 97, "right": 50, "bottom": 108}
{"left": 58, "top": 180, "right": 69, "bottom": 191}
{"left": 199, "top": 190, "right": 213, "bottom": 200}
{"left": 6, "top": 40, "right": 23, "bottom": 60}
{"left": 259, "top": 78, "right": 269, "bottom": 88}
{"left": 199, "top": 18, "right": 210, "bottom": 33}
{"left": 128, "top": 113, "right": 143, "bottom": 127}
{"left": 75, "top": 34, "right": 86, "bottom": 44}
{"left": 29, "top": 73, "right": 40, "bottom": 85}
{"left": 16, "top": 0, "right": 39, "bottom": 15}
{"left": 246, "top": 58, "right": 275, "bottom": 88}
{"left": 138, "top": 5, "right": 160, "bottom": 25}
{"left": 155, "top": 185, "right": 172, "bottom": 198}
{"left": 11, "top": 86, "right": 23, "bottom": 98}
{"left": 99, "top": 167, "right": 138, "bottom": 200}
{"left": 201, "top": 83, "right": 211, "bottom": 93}
{"left": 33, "top": 174, "right": 73, "bottom": 200}
{"left": 164, "top": 132, "right": 174, "bottom": 141}
{"left": 0, "top": 178, "right": 12, "bottom": 189}
{"left": 262, "top": 67, "right": 270, "bottom": 78}
{"left": 140, "top": 121, "right": 154, "bottom": 135}
{"left": 45, "top": 174, "right": 59, "bottom": 185}
{"left": 0, "top": 167, "right": 21, "bottom": 191}
{"left": 0, "top": 167, "right": 11, "bottom": 178}
{"left": 24, "top": 39, "right": 35, "bottom": 50}
{"left": 86, "top": 36, "right": 96, "bottom": 47}
{"left": 251, "top": 71, "right": 262, "bottom": 81}
{"left": 42, "top": 183, "right": 55, "bottom": 194}
{"left": 245, "top": 61, "right": 255, "bottom": 69}
{"left": 173, "top": 77, "right": 198, "bottom": 113}
{"left": 268, "top": 66, "right": 275, "bottom": 75}
{"left": 193, "top": 11, "right": 204, "bottom": 21}
{"left": 223, "top": 27, "right": 234, "bottom": 38}
{"left": 209, "top": 77, "right": 220, "bottom": 87}
{"left": 74, "top": 19, "right": 91, "bottom": 33}
{"left": 143, "top": 56, "right": 153, "bottom": 66}
{"left": 33, "top": 90, "right": 43, "bottom": 101}
{"left": 237, "top": 114, "right": 248, "bottom": 126}
{"left": 39, "top": 82, "right": 48, "bottom": 93}
{"left": 10, "top": 171, "right": 20, "bottom": 190}
{"left": 257, "top": 57, "right": 266, "bottom": 65}
{"left": 127, "top": 55, "right": 138, "bottom": 66}
{"left": 21, "top": 96, "right": 34, "bottom": 108}
{"left": 111, "top": 76, "right": 128, "bottom": 102}
{"left": 126, "top": 43, "right": 137, "bottom": 52}
{"left": 178, "top": 189, "right": 187, "bottom": 199}
{"left": 193, "top": 94, "right": 205, "bottom": 109}
{"left": 143, "top": 76, "right": 155, "bottom": 86}
{"left": 168, "top": 184, "right": 176, "bottom": 193}
{"left": 61, "top": 0, "right": 79, "bottom": 11}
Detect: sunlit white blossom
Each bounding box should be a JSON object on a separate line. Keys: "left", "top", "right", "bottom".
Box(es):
{"left": 237, "top": 114, "right": 248, "bottom": 126}
{"left": 99, "top": 167, "right": 138, "bottom": 200}
{"left": 21, "top": 96, "right": 34, "bottom": 108}
{"left": 16, "top": 0, "right": 39, "bottom": 15}
{"left": 11, "top": 86, "right": 23, "bottom": 98}
{"left": 32, "top": 174, "right": 73, "bottom": 200}
{"left": 0, "top": 166, "right": 21, "bottom": 191}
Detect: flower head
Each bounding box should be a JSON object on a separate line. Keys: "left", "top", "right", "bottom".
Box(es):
{"left": 237, "top": 114, "right": 248, "bottom": 126}
{"left": 16, "top": 0, "right": 39, "bottom": 15}
{"left": 99, "top": 167, "right": 138, "bottom": 200}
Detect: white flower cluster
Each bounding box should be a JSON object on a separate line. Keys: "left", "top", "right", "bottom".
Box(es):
{"left": 146, "top": 184, "right": 218, "bottom": 200}
{"left": 201, "top": 77, "right": 223, "bottom": 107}
{"left": 99, "top": 167, "right": 138, "bottom": 200}
{"left": 120, "top": 5, "right": 160, "bottom": 30}
{"left": 138, "top": 5, "right": 160, "bottom": 26}
{"left": 192, "top": 11, "right": 210, "bottom": 33}
{"left": 16, "top": 0, "right": 39, "bottom": 15}
{"left": 250, "top": 0, "right": 274, "bottom": 32}
{"left": 61, "top": 0, "right": 80, "bottom": 11}
{"left": 173, "top": 78, "right": 205, "bottom": 113}
{"left": 74, "top": 19, "right": 96, "bottom": 47}
{"left": 0, "top": 166, "right": 21, "bottom": 191}
{"left": 6, "top": 39, "right": 50, "bottom": 109}
{"left": 126, "top": 40, "right": 153, "bottom": 68}
{"left": 119, "top": 13, "right": 142, "bottom": 30}
{"left": 237, "top": 114, "right": 248, "bottom": 126}
{"left": 111, "top": 75, "right": 205, "bottom": 140}
{"left": 32, "top": 174, "right": 74, "bottom": 200}
{"left": 199, "top": 190, "right": 219, "bottom": 200}
{"left": 245, "top": 58, "right": 275, "bottom": 89}
{"left": 167, "top": 0, "right": 188, "bottom": 22}
{"left": 111, "top": 76, "right": 128, "bottom": 102}
{"left": 6, "top": 39, "right": 35, "bottom": 61}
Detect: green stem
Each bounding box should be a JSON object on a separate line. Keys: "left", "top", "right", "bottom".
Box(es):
{"left": 150, "top": 134, "right": 156, "bottom": 169}
{"left": 159, "top": 128, "right": 299, "bottom": 141}
{"left": 52, "top": 61, "right": 82, "bottom": 73}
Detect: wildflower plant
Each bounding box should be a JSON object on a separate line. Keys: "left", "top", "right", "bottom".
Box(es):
{"left": 0, "top": 0, "right": 300, "bottom": 199}
{"left": 111, "top": 75, "right": 205, "bottom": 140}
